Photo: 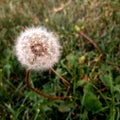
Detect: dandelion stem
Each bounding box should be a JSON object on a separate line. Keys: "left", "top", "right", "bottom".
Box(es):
{"left": 25, "top": 69, "right": 71, "bottom": 100}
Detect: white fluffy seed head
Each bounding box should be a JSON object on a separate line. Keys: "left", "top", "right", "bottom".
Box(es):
{"left": 15, "top": 27, "right": 62, "bottom": 71}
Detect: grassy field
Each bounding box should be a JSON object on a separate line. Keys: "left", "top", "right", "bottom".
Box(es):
{"left": 0, "top": 0, "right": 120, "bottom": 119}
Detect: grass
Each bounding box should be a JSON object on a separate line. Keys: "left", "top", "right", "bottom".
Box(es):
{"left": 0, "top": 0, "right": 120, "bottom": 119}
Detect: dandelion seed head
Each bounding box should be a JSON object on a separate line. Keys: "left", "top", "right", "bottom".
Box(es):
{"left": 15, "top": 27, "right": 61, "bottom": 70}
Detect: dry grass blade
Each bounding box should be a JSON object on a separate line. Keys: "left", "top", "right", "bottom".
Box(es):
{"left": 50, "top": 67, "right": 72, "bottom": 89}
{"left": 79, "top": 31, "right": 103, "bottom": 54}
{"left": 51, "top": 0, "right": 71, "bottom": 14}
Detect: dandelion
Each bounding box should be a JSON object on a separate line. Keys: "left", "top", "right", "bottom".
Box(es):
{"left": 15, "top": 27, "right": 61, "bottom": 71}
{"left": 15, "top": 26, "right": 71, "bottom": 100}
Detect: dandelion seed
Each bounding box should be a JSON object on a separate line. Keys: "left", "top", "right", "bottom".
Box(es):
{"left": 15, "top": 27, "right": 61, "bottom": 70}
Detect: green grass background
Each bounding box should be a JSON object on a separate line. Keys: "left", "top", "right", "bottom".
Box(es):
{"left": 0, "top": 0, "right": 120, "bottom": 120}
